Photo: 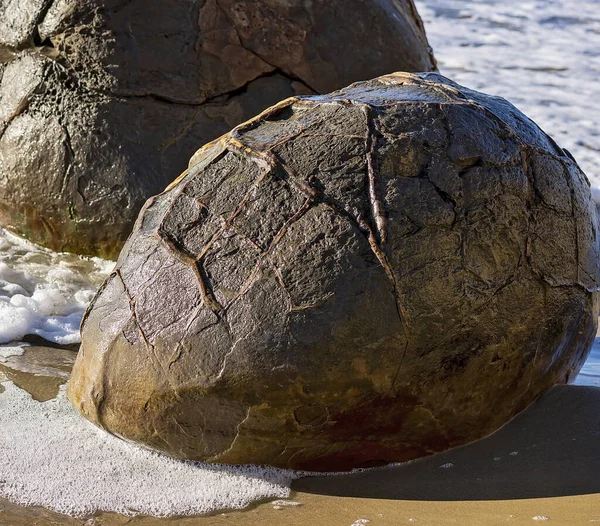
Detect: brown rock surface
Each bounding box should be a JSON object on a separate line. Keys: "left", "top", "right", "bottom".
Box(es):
{"left": 0, "top": 0, "right": 435, "bottom": 258}
{"left": 68, "top": 72, "right": 599, "bottom": 471}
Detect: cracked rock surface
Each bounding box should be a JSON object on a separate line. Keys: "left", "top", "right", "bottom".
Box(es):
{"left": 0, "top": 0, "right": 435, "bottom": 258}
{"left": 68, "top": 72, "right": 600, "bottom": 471}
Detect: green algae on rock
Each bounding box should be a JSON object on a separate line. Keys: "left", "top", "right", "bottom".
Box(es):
{"left": 68, "top": 72, "right": 599, "bottom": 471}
{"left": 0, "top": 0, "right": 435, "bottom": 259}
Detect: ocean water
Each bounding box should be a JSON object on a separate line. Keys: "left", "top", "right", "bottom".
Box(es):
{"left": 0, "top": 0, "right": 599, "bottom": 517}
{"left": 572, "top": 338, "right": 600, "bottom": 387}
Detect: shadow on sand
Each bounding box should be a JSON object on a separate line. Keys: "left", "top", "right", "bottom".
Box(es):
{"left": 293, "top": 385, "right": 600, "bottom": 501}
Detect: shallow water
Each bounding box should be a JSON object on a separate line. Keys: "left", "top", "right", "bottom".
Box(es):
{"left": 572, "top": 338, "right": 600, "bottom": 387}
{"left": 0, "top": 0, "right": 599, "bottom": 518}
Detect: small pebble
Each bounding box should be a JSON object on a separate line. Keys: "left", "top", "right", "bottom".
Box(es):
{"left": 271, "top": 500, "right": 301, "bottom": 510}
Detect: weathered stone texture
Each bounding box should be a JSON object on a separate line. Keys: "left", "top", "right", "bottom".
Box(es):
{"left": 0, "top": 0, "right": 435, "bottom": 258}
{"left": 68, "top": 73, "right": 599, "bottom": 471}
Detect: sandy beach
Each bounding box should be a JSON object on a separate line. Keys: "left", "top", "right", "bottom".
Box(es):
{"left": 2, "top": 350, "right": 600, "bottom": 525}
{"left": 3, "top": 492, "right": 600, "bottom": 525}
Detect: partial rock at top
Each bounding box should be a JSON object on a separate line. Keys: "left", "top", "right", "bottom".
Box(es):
{"left": 0, "top": 0, "right": 435, "bottom": 258}
{"left": 68, "top": 72, "right": 599, "bottom": 471}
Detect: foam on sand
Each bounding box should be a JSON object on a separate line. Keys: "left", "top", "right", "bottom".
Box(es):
{"left": 0, "top": 228, "right": 113, "bottom": 345}
{"left": 0, "top": 343, "right": 27, "bottom": 362}
{"left": 0, "top": 382, "right": 296, "bottom": 517}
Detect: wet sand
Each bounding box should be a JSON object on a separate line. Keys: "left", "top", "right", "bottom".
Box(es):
{"left": 1, "top": 348, "right": 600, "bottom": 525}
{"left": 0, "top": 344, "right": 76, "bottom": 401}
{"left": 2, "top": 492, "right": 600, "bottom": 525}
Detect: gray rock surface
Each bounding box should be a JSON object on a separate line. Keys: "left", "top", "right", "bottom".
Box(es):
{"left": 0, "top": 0, "right": 435, "bottom": 258}
{"left": 68, "top": 72, "right": 599, "bottom": 471}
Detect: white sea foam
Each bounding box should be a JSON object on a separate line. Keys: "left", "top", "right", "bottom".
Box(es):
{"left": 0, "top": 228, "right": 113, "bottom": 345}
{"left": 415, "top": 0, "right": 600, "bottom": 200}
{"left": 272, "top": 499, "right": 302, "bottom": 510}
{"left": 0, "top": 381, "right": 296, "bottom": 517}
{"left": 0, "top": 343, "right": 28, "bottom": 362}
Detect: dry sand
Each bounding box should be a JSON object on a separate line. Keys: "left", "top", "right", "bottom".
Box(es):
{"left": 1, "top": 347, "right": 600, "bottom": 525}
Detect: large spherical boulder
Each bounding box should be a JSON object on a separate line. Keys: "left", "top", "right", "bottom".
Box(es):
{"left": 68, "top": 72, "right": 599, "bottom": 471}
{"left": 0, "top": 0, "right": 435, "bottom": 259}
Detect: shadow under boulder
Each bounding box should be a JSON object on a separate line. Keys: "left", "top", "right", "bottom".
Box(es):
{"left": 294, "top": 385, "right": 600, "bottom": 500}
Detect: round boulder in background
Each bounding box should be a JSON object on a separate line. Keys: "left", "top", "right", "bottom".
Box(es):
{"left": 0, "top": 0, "right": 435, "bottom": 258}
